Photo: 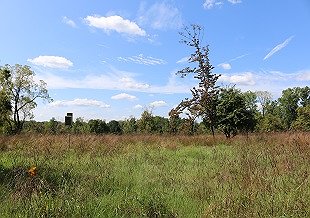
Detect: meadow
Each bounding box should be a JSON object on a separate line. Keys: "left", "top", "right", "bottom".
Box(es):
{"left": 0, "top": 133, "right": 309, "bottom": 217}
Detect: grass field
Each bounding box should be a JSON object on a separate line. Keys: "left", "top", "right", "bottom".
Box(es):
{"left": 0, "top": 133, "right": 309, "bottom": 217}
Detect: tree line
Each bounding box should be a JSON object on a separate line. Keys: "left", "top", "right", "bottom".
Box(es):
{"left": 1, "top": 85, "right": 309, "bottom": 137}
{"left": 1, "top": 25, "right": 309, "bottom": 137}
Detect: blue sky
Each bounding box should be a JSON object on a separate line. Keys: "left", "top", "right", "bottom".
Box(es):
{"left": 1, "top": 0, "right": 310, "bottom": 121}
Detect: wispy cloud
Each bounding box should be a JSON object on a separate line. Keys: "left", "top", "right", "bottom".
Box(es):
{"left": 150, "top": 100, "right": 167, "bottom": 108}
{"left": 296, "top": 70, "right": 310, "bottom": 81}
{"left": 176, "top": 56, "right": 190, "bottom": 64}
{"left": 219, "top": 72, "right": 255, "bottom": 86}
{"left": 84, "top": 15, "right": 146, "bottom": 36}
{"left": 118, "top": 54, "right": 166, "bottom": 65}
{"left": 35, "top": 67, "right": 194, "bottom": 94}
{"left": 28, "top": 56, "right": 73, "bottom": 69}
{"left": 203, "top": 0, "right": 241, "bottom": 9}
{"left": 203, "top": 0, "right": 223, "bottom": 9}
{"left": 62, "top": 16, "right": 77, "bottom": 28}
{"left": 138, "top": 2, "right": 183, "bottom": 30}
{"left": 263, "top": 36, "right": 294, "bottom": 60}
{"left": 50, "top": 99, "right": 110, "bottom": 108}
{"left": 228, "top": 0, "right": 242, "bottom": 4}
{"left": 217, "top": 54, "right": 248, "bottom": 70}
{"left": 218, "top": 63, "right": 232, "bottom": 70}
{"left": 35, "top": 70, "right": 150, "bottom": 91}
{"left": 119, "top": 77, "right": 150, "bottom": 89}
{"left": 134, "top": 104, "right": 143, "bottom": 110}
{"left": 228, "top": 53, "right": 249, "bottom": 62}
{"left": 111, "top": 93, "right": 137, "bottom": 100}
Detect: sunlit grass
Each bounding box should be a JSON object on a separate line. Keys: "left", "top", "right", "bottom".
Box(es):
{"left": 0, "top": 133, "right": 309, "bottom": 217}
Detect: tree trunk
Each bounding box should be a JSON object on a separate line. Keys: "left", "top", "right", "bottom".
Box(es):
{"left": 210, "top": 125, "right": 215, "bottom": 138}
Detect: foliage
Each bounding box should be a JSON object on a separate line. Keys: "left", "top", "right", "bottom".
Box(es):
{"left": 107, "top": 120, "right": 122, "bottom": 135}
{"left": 72, "top": 117, "right": 89, "bottom": 134}
{"left": 137, "top": 110, "right": 155, "bottom": 133}
{"left": 88, "top": 119, "right": 109, "bottom": 134}
{"left": 152, "top": 116, "right": 169, "bottom": 134}
{"left": 0, "top": 64, "right": 52, "bottom": 134}
{"left": 278, "top": 86, "right": 310, "bottom": 129}
{"left": 258, "top": 114, "right": 284, "bottom": 132}
{"left": 216, "top": 87, "right": 256, "bottom": 138}
{"left": 122, "top": 117, "right": 138, "bottom": 134}
{"left": 291, "top": 105, "right": 310, "bottom": 131}
{"left": 46, "top": 118, "right": 60, "bottom": 134}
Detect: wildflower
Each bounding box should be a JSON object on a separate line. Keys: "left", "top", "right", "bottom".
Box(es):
{"left": 28, "top": 166, "right": 37, "bottom": 177}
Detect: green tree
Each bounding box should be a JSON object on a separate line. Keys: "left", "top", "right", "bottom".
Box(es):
{"left": 168, "top": 108, "right": 182, "bottom": 134}
{"left": 257, "top": 100, "right": 284, "bottom": 132}
{"left": 0, "top": 91, "right": 11, "bottom": 132}
{"left": 170, "top": 24, "right": 220, "bottom": 137}
{"left": 278, "top": 88, "right": 300, "bottom": 129}
{"left": 122, "top": 117, "right": 138, "bottom": 134}
{"left": 278, "top": 86, "right": 310, "bottom": 129}
{"left": 243, "top": 91, "right": 258, "bottom": 112}
{"left": 88, "top": 119, "right": 109, "bottom": 134}
{"left": 291, "top": 105, "right": 310, "bottom": 131}
{"left": 0, "top": 68, "right": 12, "bottom": 132}
{"left": 152, "top": 116, "right": 169, "bottom": 134}
{"left": 216, "top": 87, "right": 256, "bottom": 138}
{"left": 46, "top": 117, "right": 59, "bottom": 134}
{"left": 137, "top": 110, "right": 155, "bottom": 133}
{"left": 72, "top": 117, "right": 89, "bottom": 134}
{"left": 108, "top": 120, "right": 122, "bottom": 134}
{"left": 0, "top": 64, "right": 52, "bottom": 134}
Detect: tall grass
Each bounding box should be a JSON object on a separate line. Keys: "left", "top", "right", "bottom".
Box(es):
{"left": 0, "top": 133, "right": 309, "bottom": 217}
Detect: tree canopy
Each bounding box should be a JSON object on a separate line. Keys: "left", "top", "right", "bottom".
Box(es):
{"left": 0, "top": 64, "right": 52, "bottom": 134}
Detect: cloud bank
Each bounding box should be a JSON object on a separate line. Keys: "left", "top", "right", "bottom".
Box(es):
{"left": 50, "top": 98, "right": 110, "bottom": 108}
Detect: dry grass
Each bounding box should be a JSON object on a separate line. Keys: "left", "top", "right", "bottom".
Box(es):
{"left": 0, "top": 132, "right": 309, "bottom": 217}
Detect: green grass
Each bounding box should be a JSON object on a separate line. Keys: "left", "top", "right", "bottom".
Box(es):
{"left": 0, "top": 133, "right": 309, "bottom": 217}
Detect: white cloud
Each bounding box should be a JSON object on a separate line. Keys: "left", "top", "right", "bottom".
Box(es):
{"left": 34, "top": 67, "right": 195, "bottom": 94}
{"left": 84, "top": 15, "right": 146, "bottom": 36}
{"left": 118, "top": 54, "right": 166, "bottom": 65}
{"left": 296, "top": 70, "right": 310, "bottom": 81}
{"left": 264, "top": 36, "right": 294, "bottom": 60}
{"left": 111, "top": 93, "right": 137, "bottom": 100}
{"left": 134, "top": 104, "right": 143, "bottom": 109}
{"left": 203, "top": 0, "right": 223, "bottom": 9}
{"left": 120, "top": 77, "right": 150, "bottom": 89}
{"left": 176, "top": 56, "right": 190, "bottom": 64}
{"left": 28, "top": 56, "right": 73, "bottom": 69}
{"left": 218, "top": 63, "right": 232, "bottom": 70}
{"left": 35, "top": 69, "right": 150, "bottom": 91}
{"left": 62, "top": 16, "right": 77, "bottom": 28}
{"left": 228, "top": 0, "right": 242, "bottom": 4}
{"left": 203, "top": 0, "right": 241, "bottom": 9}
{"left": 138, "top": 2, "right": 182, "bottom": 30}
{"left": 50, "top": 99, "right": 110, "bottom": 108}
{"left": 219, "top": 72, "right": 255, "bottom": 86}
{"left": 149, "top": 100, "right": 167, "bottom": 108}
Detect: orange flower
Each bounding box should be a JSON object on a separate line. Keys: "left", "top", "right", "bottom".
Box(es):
{"left": 28, "top": 166, "right": 37, "bottom": 177}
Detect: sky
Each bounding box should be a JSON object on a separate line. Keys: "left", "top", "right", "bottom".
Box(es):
{"left": 1, "top": 0, "right": 310, "bottom": 122}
